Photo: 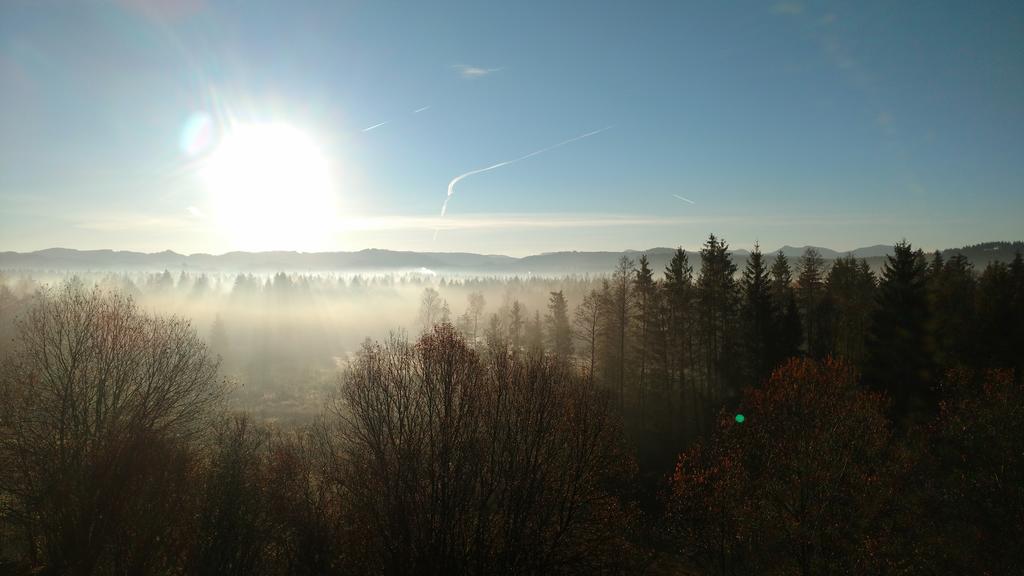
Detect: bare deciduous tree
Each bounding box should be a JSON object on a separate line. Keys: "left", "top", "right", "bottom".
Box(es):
{"left": 331, "top": 324, "right": 637, "bottom": 575}
{"left": 0, "top": 282, "right": 226, "bottom": 572}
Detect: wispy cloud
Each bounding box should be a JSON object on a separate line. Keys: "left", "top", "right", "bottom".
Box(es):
{"left": 187, "top": 205, "right": 207, "bottom": 218}
{"left": 672, "top": 194, "right": 696, "bottom": 205}
{"left": 362, "top": 120, "right": 390, "bottom": 132}
{"left": 441, "top": 126, "right": 612, "bottom": 219}
{"left": 453, "top": 64, "right": 503, "bottom": 78}
{"left": 413, "top": 105, "right": 431, "bottom": 114}
{"left": 772, "top": 1, "right": 803, "bottom": 15}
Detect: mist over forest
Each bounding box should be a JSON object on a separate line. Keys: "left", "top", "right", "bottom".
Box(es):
{"left": 2, "top": 235, "right": 1022, "bottom": 573}
{"left": 2, "top": 240, "right": 1019, "bottom": 424}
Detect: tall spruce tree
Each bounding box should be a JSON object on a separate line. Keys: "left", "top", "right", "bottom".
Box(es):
{"left": 544, "top": 290, "right": 573, "bottom": 361}
{"left": 825, "top": 255, "right": 876, "bottom": 368}
{"left": 926, "top": 252, "right": 975, "bottom": 370}
{"left": 664, "top": 248, "right": 696, "bottom": 435}
{"left": 975, "top": 261, "right": 1016, "bottom": 371}
{"left": 606, "top": 256, "right": 635, "bottom": 411}
{"left": 796, "top": 248, "right": 828, "bottom": 357}
{"left": 770, "top": 252, "right": 802, "bottom": 366}
{"left": 696, "top": 234, "right": 738, "bottom": 406}
{"left": 865, "top": 240, "right": 934, "bottom": 420}
{"left": 508, "top": 300, "right": 525, "bottom": 350}
{"left": 634, "top": 255, "right": 660, "bottom": 419}
{"left": 740, "top": 243, "right": 774, "bottom": 385}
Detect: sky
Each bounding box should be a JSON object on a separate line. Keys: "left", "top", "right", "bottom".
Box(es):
{"left": 1, "top": 0, "right": 1022, "bottom": 256}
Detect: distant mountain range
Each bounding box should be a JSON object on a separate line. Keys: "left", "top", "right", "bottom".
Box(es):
{"left": 1, "top": 242, "right": 1021, "bottom": 275}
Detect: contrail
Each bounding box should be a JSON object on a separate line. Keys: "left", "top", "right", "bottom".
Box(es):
{"left": 440, "top": 126, "right": 613, "bottom": 219}
{"left": 362, "top": 121, "right": 390, "bottom": 132}
{"left": 413, "top": 105, "right": 431, "bottom": 113}
{"left": 672, "top": 194, "right": 696, "bottom": 204}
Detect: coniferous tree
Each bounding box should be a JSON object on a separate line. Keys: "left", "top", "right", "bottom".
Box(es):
{"left": 633, "top": 255, "right": 662, "bottom": 420}
{"left": 926, "top": 252, "right": 975, "bottom": 370}
{"left": 865, "top": 240, "right": 934, "bottom": 420}
{"left": 825, "top": 255, "right": 876, "bottom": 368}
{"left": 796, "top": 248, "right": 828, "bottom": 357}
{"left": 696, "top": 234, "right": 738, "bottom": 408}
{"left": 769, "top": 252, "right": 802, "bottom": 366}
{"left": 605, "top": 257, "right": 635, "bottom": 411}
{"left": 739, "top": 243, "right": 773, "bottom": 385}
{"left": 508, "top": 300, "right": 525, "bottom": 351}
{"left": 664, "top": 248, "right": 696, "bottom": 434}
{"left": 974, "top": 261, "right": 1016, "bottom": 371}
{"left": 544, "top": 290, "right": 573, "bottom": 361}
{"left": 483, "top": 312, "right": 506, "bottom": 352}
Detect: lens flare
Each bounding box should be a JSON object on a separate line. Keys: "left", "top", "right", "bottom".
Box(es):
{"left": 179, "top": 111, "right": 214, "bottom": 157}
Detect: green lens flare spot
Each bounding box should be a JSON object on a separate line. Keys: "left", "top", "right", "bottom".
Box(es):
{"left": 735, "top": 414, "right": 745, "bottom": 423}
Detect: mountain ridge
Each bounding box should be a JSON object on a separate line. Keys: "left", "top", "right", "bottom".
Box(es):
{"left": 2, "top": 242, "right": 1021, "bottom": 274}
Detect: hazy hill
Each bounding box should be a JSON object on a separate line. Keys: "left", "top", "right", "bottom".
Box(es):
{"left": 1, "top": 242, "right": 1020, "bottom": 275}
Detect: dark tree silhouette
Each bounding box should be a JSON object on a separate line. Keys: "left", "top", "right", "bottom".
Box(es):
{"left": 769, "top": 251, "right": 802, "bottom": 365}
{"left": 824, "top": 255, "right": 876, "bottom": 368}
{"left": 925, "top": 252, "right": 975, "bottom": 369}
{"left": 696, "top": 234, "right": 738, "bottom": 406}
{"left": 663, "top": 247, "right": 697, "bottom": 437}
{"left": 796, "top": 248, "right": 828, "bottom": 357}
{"left": 864, "top": 240, "right": 935, "bottom": 420}
{"left": 739, "top": 243, "right": 773, "bottom": 385}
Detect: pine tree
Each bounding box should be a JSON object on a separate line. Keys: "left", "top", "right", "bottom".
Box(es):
{"left": 606, "top": 256, "right": 635, "bottom": 411}
{"left": 975, "top": 261, "right": 1016, "bottom": 370}
{"left": 770, "top": 252, "right": 802, "bottom": 366}
{"left": 739, "top": 243, "right": 774, "bottom": 384}
{"left": 696, "top": 234, "right": 738, "bottom": 407}
{"left": 865, "top": 240, "right": 934, "bottom": 420}
{"left": 926, "top": 252, "right": 975, "bottom": 370}
{"left": 825, "top": 255, "right": 876, "bottom": 368}
{"left": 508, "top": 300, "right": 525, "bottom": 351}
{"left": 664, "top": 248, "right": 696, "bottom": 432}
{"left": 634, "top": 255, "right": 659, "bottom": 419}
{"left": 796, "top": 248, "right": 828, "bottom": 357}
{"left": 544, "top": 290, "right": 573, "bottom": 360}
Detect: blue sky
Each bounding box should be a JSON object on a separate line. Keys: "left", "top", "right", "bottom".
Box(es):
{"left": 1, "top": 0, "right": 1022, "bottom": 255}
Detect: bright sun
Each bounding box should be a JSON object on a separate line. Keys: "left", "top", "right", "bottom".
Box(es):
{"left": 201, "top": 122, "right": 337, "bottom": 252}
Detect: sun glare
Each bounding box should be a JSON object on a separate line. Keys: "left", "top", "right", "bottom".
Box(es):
{"left": 201, "top": 122, "right": 337, "bottom": 251}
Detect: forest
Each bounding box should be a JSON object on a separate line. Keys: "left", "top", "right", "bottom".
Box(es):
{"left": 0, "top": 235, "right": 1021, "bottom": 575}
